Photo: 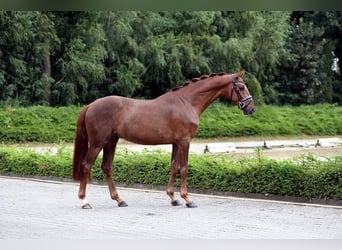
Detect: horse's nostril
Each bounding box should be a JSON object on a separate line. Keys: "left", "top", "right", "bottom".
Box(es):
{"left": 245, "top": 107, "right": 255, "bottom": 115}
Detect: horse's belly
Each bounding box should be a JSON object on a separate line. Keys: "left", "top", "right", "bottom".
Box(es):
{"left": 115, "top": 102, "right": 199, "bottom": 145}
{"left": 119, "top": 127, "right": 175, "bottom": 145}
{"left": 117, "top": 118, "right": 197, "bottom": 145}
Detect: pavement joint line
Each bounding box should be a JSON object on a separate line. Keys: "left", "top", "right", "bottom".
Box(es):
{"left": 1, "top": 175, "right": 342, "bottom": 210}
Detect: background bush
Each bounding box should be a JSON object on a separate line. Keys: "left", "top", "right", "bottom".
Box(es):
{"left": 0, "top": 106, "right": 80, "bottom": 143}
{"left": 1, "top": 147, "right": 341, "bottom": 201}
{"left": 1, "top": 103, "right": 341, "bottom": 143}
{"left": 198, "top": 103, "right": 342, "bottom": 137}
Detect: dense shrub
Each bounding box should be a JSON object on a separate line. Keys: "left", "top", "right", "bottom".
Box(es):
{"left": 1, "top": 147, "right": 341, "bottom": 201}
{"left": 198, "top": 103, "right": 342, "bottom": 137}
{"left": 0, "top": 106, "right": 80, "bottom": 142}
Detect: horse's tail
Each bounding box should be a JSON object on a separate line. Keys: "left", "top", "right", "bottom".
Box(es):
{"left": 72, "top": 105, "right": 89, "bottom": 181}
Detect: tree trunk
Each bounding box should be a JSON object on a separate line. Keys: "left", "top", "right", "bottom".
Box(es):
{"left": 43, "top": 37, "right": 52, "bottom": 105}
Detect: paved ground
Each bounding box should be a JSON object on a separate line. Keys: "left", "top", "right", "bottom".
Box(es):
{"left": 1, "top": 176, "right": 342, "bottom": 239}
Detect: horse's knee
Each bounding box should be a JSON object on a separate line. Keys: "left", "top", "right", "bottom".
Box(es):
{"left": 171, "top": 166, "right": 179, "bottom": 176}
{"left": 101, "top": 166, "right": 111, "bottom": 177}
{"left": 180, "top": 166, "right": 188, "bottom": 176}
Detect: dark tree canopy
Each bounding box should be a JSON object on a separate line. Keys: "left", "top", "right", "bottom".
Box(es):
{"left": 0, "top": 11, "right": 341, "bottom": 106}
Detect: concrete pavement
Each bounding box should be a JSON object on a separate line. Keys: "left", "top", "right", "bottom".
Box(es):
{"left": 1, "top": 176, "right": 342, "bottom": 239}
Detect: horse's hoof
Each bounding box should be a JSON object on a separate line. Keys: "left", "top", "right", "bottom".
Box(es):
{"left": 171, "top": 200, "right": 182, "bottom": 206}
{"left": 81, "top": 203, "right": 92, "bottom": 209}
{"left": 186, "top": 202, "right": 198, "bottom": 208}
{"left": 118, "top": 201, "right": 128, "bottom": 207}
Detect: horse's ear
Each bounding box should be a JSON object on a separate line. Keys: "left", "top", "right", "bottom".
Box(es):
{"left": 237, "top": 70, "right": 246, "bottom": 78}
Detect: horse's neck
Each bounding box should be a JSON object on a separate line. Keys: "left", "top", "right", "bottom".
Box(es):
{"left": 180, "top": 76, "right": 230, "bottom": 115}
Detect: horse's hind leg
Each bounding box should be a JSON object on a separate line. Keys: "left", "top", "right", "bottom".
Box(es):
{"left": 78, "top": 146, "right": 102, "bottom": 209}
{"left": 101, "top": 137, "right": 127, "bottom": 207}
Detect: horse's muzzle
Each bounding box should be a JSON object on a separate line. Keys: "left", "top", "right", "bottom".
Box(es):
{"left": 243, "top": 105, "right": 255, "bottom": 115}
{"left": 239, "top": 96, "right": 255, "bottom": 115}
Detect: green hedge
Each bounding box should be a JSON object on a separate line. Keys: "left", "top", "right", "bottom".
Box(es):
{"left": 0, "top": 106, "right": 80, "bottom": 143}
{"left": 1, "top": 147, "right": 341, "bottom": 201}
{"left": 1, "top": 103, "right": 342, "bottom": 143}
{"left": 198, "top": 103, "right": 342, "bottom": 137}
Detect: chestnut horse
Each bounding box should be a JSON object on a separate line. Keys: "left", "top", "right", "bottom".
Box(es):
{"left": 72, "top": 70, "right": 255, "bottom": 208}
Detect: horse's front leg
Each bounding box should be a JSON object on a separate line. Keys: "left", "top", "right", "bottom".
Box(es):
{"left": 168, "top": 142, "right": 197, "bottom": 208}
{"left": 178, "top": 143, "right": 197, "bottom": 208}
{"left": 167, "top": 145, "right": 182, "bottom": 206}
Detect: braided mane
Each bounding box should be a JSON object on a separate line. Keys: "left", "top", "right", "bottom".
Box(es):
{"left": 172, "top": 72, "right": 228, "bottom": 91}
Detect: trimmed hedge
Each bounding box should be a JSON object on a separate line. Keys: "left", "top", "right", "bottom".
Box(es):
{"left": 1, "top": 147, "right": 342, "bottom": 201}
{"left": 0, "top": 106, "right": 80, "bottom": 143}
{"left": 198, "top": 103, "right": 342, "bottom": 137}
{"left": 1, "top": 103, "right": 342, "bottom": 143}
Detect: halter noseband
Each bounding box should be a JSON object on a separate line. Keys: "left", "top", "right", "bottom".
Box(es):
{"left": 231, "top": 74, "right": 253, "bottom": 110}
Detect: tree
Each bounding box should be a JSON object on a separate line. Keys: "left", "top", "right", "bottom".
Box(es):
{"left": 301, "top": 11, "right": 342, "bottom": 104}
{"left": 1, "top": 11, "right": 340, "bottom": 107}
{"left": 275, "top": 12, "right": 335, "bottom": 105}
{"left": 51, "top": 12, "right": 107, "bottom": 105}
{"left": 99, "top": 11, "right": 145, "bottom": 97}
{"left": 0, "top": 11, "right": 59, "bottom": 105}
{"left": 31, "top": 12, "right": 60, "bottom": 105}
{"left": 210, "top": 11, "right": 291, "bottom": 104}
{"left": 137, "top": 11, "right": 214, "bottom": 97}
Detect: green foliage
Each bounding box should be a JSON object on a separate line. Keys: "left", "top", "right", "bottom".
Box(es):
{"left": 1, "top": 147, "right": 342, "bottom": 200}
{"left": 275, "top": 16, "right": 333, "bottom": 105}
{"left": 0, "top": 12, "right": 59, "bottom": 106}
{"left": 0, "top": 106, "right": 79, "bottom": 142}
{"left": 113, "top": 149, "right": 171, "bottom": 186}
{"left": 0, "top": 147, "right": 72, "bottom": 178}
{"left": 198, "top": 103, "right": 342, "bottom": 137}
{"left": 53, "top": 12, "right": 107, "bottom": 105}
{"left": 0, "top": 104, "right": 341, "bottom": 143}
{"left": 1, "top": 11, "right": 341, "bottom": 106}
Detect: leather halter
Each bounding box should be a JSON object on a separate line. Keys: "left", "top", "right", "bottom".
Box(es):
{"left": 230, "top": 74, "right": 253, "bottom": 110}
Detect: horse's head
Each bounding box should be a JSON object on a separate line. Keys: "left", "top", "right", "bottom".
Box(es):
{"left": 228, "top": 70, "right": 255, "bottom": 115}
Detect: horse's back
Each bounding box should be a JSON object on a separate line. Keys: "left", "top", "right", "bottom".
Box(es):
{"left": 87, "top": 95, "right": 138, "bottom": 116}
{"left": 89, "top": 95, "right": 131, "bottom": 108}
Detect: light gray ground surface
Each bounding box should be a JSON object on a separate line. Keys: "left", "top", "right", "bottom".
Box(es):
{"left": 1, "top": 176, "right": 341, "bottom": 239}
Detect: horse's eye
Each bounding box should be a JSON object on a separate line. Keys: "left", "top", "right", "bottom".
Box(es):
{"left": 239, "top": 86, "right": 245, "bottom": 90}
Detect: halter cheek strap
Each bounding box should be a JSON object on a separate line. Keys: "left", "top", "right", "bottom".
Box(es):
{"left": 231, "top": 74, "right": 236, "bottom": 84}
{"left": 230, "top": 74, "right": 236, "bottom": 101}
